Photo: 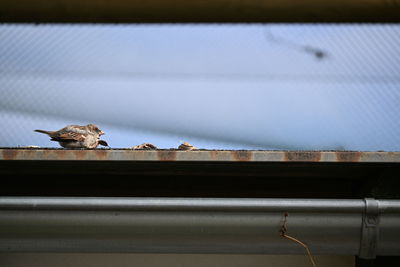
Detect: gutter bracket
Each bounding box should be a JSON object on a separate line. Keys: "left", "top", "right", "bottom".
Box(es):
{"left": 359, "top": 198, "right": 380, "bottom": 259}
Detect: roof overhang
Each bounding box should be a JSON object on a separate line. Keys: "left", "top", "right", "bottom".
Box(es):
{"left": 1, "top": 149, "right": 400, "bottom": 199}
{"left": 1, "top": 0, "right": 399, "bottom": 23}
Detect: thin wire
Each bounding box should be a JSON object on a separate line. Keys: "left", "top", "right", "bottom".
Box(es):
{"left": 282, "top": 234, "right": 317, "bottom": 267}
{"left": 280, "top": 212, "right": 317, "bottom": 267}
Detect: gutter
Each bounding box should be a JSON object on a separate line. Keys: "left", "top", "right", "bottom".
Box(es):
{"left": 1, "top": 197, "right": 399, "bottom": 258}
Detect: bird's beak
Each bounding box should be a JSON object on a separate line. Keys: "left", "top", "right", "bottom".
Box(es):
{"left": 99, "top": 131, "right": 105, "bottom": 136}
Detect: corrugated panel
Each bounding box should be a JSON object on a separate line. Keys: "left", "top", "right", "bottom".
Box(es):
{"left": 0, "top": 24, "right": 399, "bottom": 150}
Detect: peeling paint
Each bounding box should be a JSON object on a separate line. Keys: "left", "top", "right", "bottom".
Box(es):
{"left": 232, "top": 151, "right": 253, "bottom": 162}
{"left": 285, "top": 151, "right": 321, "bottom": 162}
{"left": 335, "top": 152, "right": 362, "bottom": 162}
{"left": 157, "top": 151, "right": 177, "bottom": 161}
{"left": 2, "top": 150, "right": 17, "bottom": 160}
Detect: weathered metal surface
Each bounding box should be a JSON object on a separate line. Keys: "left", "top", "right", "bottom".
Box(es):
{"left": 1, "top": 197, "right": 400, "bottom": 256}
{"left": 0, "top": 197, "right": 370, "bottom": 212}
{"left": 1, "top": 0, "right": 400, "bottom": 23}
{"left": 1, "top": 148, "right": 400, "bottom": 162}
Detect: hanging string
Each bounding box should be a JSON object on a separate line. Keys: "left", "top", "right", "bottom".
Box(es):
{"left": 280, "top": 212, "right": 317, "bottom": 267}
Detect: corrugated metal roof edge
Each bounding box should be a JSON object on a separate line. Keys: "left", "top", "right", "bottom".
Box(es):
{"left": 1, "top": 148, "right": 400, "bottom": 162}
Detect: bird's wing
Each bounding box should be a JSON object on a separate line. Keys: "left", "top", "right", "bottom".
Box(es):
{"left": 50, "top": 131, "right": 86, "bottom": 142}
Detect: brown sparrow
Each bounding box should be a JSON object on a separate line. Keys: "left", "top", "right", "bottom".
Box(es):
{"left": 35, "top": 124, "right": 108, "bottom": 149}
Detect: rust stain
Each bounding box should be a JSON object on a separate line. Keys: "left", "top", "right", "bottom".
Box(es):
{"left": 209, "top": 151, "right": 218, "bottom": 160}
{"left": 157, "top": 150, "right": 177, "bottom": 161}
{"left": 55, "top": 150, "right": 69, "bottom": 160}
{"left": 335, "top": 151, "right": 361, "bottom": 162}
{"left": 285, "top": 151, "right": 321, "bottom": 162}
{"left": 2, "top": 149, "right": 397, "bottom": 163}
{"left": 73, "top": 150, "right": 88, "bottom": 160}
{"left": 23, "top": 150, "right": 37, "bottom": 159}
{"left": 232, "top": 151, "right": 253, "bottom": 161}
{"left": 209, "top": 151, "right": 219, "bottom": 160}
{"left": 95, "top": 149, "right": 108, "bottom": 160}
{"left": 2, "top": 150, "right": 18, "bottom": 160}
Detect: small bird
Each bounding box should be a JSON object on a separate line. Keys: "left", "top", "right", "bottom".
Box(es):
{"left": 35, "top": 124, "right": 108, "bottom": 149}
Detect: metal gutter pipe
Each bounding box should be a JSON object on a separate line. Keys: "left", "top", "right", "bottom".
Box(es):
{"left": 0, "top": 197, "right": 399, "bottom": 258}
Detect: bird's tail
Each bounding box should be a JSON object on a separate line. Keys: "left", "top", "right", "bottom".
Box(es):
{"left": 34, "top": 129, "right": 53, "bottom": 136}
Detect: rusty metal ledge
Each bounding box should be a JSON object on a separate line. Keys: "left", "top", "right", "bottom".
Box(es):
{"left": 1, "top": 148, "right": 400, "bottom": 163}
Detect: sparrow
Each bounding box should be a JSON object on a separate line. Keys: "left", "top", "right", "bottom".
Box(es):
{"left": 34, "top": 124, "right": 108, "bottom": 149}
